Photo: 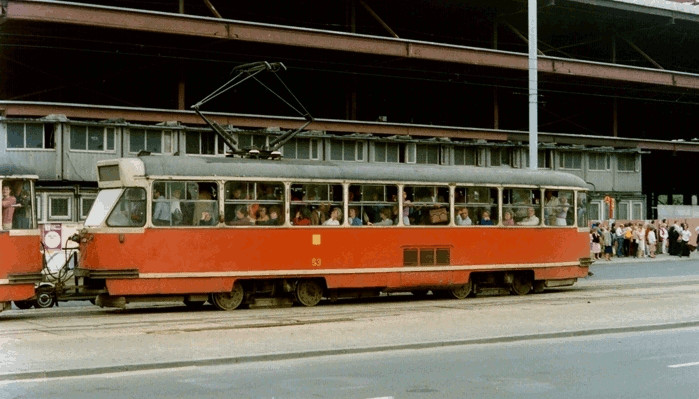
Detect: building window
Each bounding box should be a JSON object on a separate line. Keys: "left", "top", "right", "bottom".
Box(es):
{"left": 588, "top": 201, "right": 601, "bottom": 223}
{"left": 454, "top": 147, "right": 478, "bottom": 166}
{"left": 617, "top": 154, "right": 637, "bottom": 172}
{"left": 330, "top": 140, "right": 365, "bottom": 162}
{"left": 238, "top": 133, "right": 267, "bottom": 151}
{"left": 374, "top": 142, "right": 400, "bottom": 163}
{"left": 559, "top": 152, "right": 582, "bottom": 170}
{"left": 6, "top": 122, "right": 55, "bottom": 149}
{"left": 185, "top": 131, "right": 231, "bottom": 155}
{"left": 617, "top": 202, "right": 629, "bottom": 220}
{"left": 524, "top": 150, "right": 552, "bottom": 169}
{"left": 588, "top": 153, "right": 611, "bottom": 171}
{"left": 129, "top": 129, "right": 175, "bottom": 154}
{"left": 283, "top": 138, "right": 320, "bottom": 160}
{"left": 48, "top": 195, "right": 72, "bottom": 221}
{"left": 414, "top": 144, "right": 440, "bottom": 165}
{"left": 80, "top": 196, "right": 96, "bottom": 220}
{"left": 632, "top": 202, "right": 643, "bottom": 220}
{"left": 490, "top": 147, "right": 512, "bottom": 167}
{"left": 70, "top": 126, "right": 115, "bottom": 152}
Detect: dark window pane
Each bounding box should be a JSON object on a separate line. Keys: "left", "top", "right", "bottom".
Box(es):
{"left": 106, "top": 128, "right": 115, "bottom": 150}
{"left": 7, "top": 124, "right": 24, "bottom": 148}
{"left": 70, "top": 126, "right": 87, "bottom": 150}
{"left": 343, "top": 142, "right": 354, "bottom": 160}
{"left": 436, "top": 249, "right": 450, "bottom": 265}
{"left": 375, "top": 143, "right": 386, "bottom": 162}
{"left": 420, "top": 248, "right": 435, "bottom": 265}
{"left": 330, "top": 142, "right": 343, "bottom": 160}
{"left": 50, "top": 197, "right": 69, "bottom": 217}
{"left": 386, "top": 144, "right": 398, "bottom": 163}
{"left": 88, "top": 126, "right": 104, "bottom": 151}
{"left": 146, "top": 131, "right": 162, "bottom": 153}
{"left": 297, "top": 139, "right": 309, "bottom": 159}
{"left": 130, "top": 129, "right": 145, "bottom": 153}
{"left": 44, "top": 124, "right": 56, "bottom": 149}
{"left": 186, "top": 131, "right": 200, "bottom": 154}
{"left": 25, "top": 124, "right": 43, "bottom": 148}
{"left": 404, "top": 249, "right": 418, "bottom": 266}
{"left": 202, "top": 133, "right": 215, "bottom": 155}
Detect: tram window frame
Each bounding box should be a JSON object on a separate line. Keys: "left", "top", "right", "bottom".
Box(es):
{"left": 224, "top": 181, "right": 285, "bottom": 226}
{"left": 543, "top": 189, "right": 574, "bottom": 227}
{"left": 402, "top": 185, "right": 449, "bottom": 226}
{"left": 290, "top": 183, "right": 344, "bottom": 226}
{"left": 577, "top": 191, "right": 589, "bottom": 227}
{"left": 2, "top": 179, "right": 35, "bottom": 229}
{"left": 455, "top": 186, "right": 498, "bottom": 226}
{"left": 151, "top": 181, "right": 218, "bottom": 227}
{"left": 106, "top": 187, "right": 146, "bottom": 227}
{"left": 503, "top": 188, "right": 542, "bottom": 226}
{"left": 348, "top": 184, "right": 398, "bottom": 226}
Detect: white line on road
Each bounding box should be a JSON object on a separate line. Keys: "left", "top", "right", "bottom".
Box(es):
{"left": 668, "top": 361, "right": 699, "bottom": 368}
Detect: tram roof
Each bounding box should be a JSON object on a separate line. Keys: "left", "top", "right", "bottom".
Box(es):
{"left": 127, "top": 155, "right": 588, "bottom": 188}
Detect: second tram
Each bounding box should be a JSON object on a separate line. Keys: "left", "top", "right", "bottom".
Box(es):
{"left": 77, "top": 155, "right": 592, "bottom": 310}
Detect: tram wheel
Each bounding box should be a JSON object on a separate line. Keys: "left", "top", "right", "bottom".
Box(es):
{"left": 511, "top": 273, "right": 533, "bottom": 296}
{"left": 446, "top": 281, "right": 472, "bottom": 300}
{"left": 295, "top": 280, "right": 323, "bottom": 307}
{"left": 35, "top": 289, "right": 56, "bottom": 308}
{"left": 209, "top": 281, "right": 244, "bottom": 311}
{"left": 13, "top": 300, "right": 34, "bottom": 310}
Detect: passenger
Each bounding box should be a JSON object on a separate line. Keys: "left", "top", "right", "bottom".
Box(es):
{"left": 556, "top": 196, "right": 570, "bottom": 226}
{"left": 199, "top": 211, "right": 217, "bottom": 226}
{"left": 516, "top": 207, "right": 540, "bottom": 226}
{"left": 11, "top": 183, "right": 31, "bottom": 229}
{"left": 502, "top": 210, "right": 515, "bottom": 226}
{"left": 544, "top": 191, "right": 559, "bottom": 225}
{"left": 292, "top": 208, "right": 312, "bottom": 226}
{"left": 479, "top": 210, "right": 494, "bottom": 226}
{"left": 256, "top": 206, "right": 270, "bottom": 225}
{"left": 402, "top": 191, "right": 412, "bottom": 226}
{"left": 455, "top": 207, "right": 472, "bottom": 226}
{"left": 348, "top": 208, "right": 362, "bottom": 226}
{"left": 647, "top": 226, "right": 657, "bottom": 259}
{"left": 310, "top": 204, "right": 328, "bottom": 225}
{"left": 323, "top": 207, "right": 342, "bottom": 226}
{"left": 152, "top": 186, "right": 171, "bottom": 226}
{"left": 227, "top": 206, "right": 254, "bottom": 226}
{"left": 2, "top": 184, "right": 17, "bottom": 230}
{"left": 170, "top": 189, "right": 183, "bottom": 225}
{"left": 371, "top": 208, "right": 393, "bottom": 226}
{"left": 266, "top": 206, "right": 282, "bottom": 226}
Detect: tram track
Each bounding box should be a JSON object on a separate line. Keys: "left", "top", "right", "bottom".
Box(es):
{"left": 2, "top": 276, "right": 697, "bottom": 336}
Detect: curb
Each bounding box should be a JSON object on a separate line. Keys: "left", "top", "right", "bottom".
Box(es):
{"left": 2, "top": 321, "right": 698, "bottom": 382}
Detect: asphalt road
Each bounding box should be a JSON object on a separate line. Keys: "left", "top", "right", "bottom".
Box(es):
{"left": 1, "top": 327, "right": 697, "bottom": 399}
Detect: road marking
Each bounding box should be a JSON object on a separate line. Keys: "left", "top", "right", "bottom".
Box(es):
{"left": 668, "top": 361, "right": 699, "bottom": 368}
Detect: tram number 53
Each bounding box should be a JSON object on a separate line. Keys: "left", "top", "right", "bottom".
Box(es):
{"left": 311, "top": 258, "right": 322, "bottom": 267}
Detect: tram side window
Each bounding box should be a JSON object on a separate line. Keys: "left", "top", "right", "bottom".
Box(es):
{"left": 503, "top": 188, "right": 541, "bottom": 226}
{"left": 224, "top": 181, "right": 284, "bottom": 226}
{"left": 577, "top": 191, "right": 588, "bottom": 228}
{"left": 455, "top": 186, "right": 498, "bottom": 226}
{"left": 403, "top": 185, "right": 449, "bottom": 226}
{"left": 290, "top": 183, "right": 343, "bottom": 226}
{"left": 543, "top": 189, "right": 574, "bottom": 226}
{"left": 107, "top": 188, "right": 146, "bottom": 227}
{"left": 152, "top": 181, "right": 218, "bottom": 227}
{"left": 348, "top": 184, "right": 398, "bottom": 226}
{"left": 1, "top": 179, "right": 34, "bottom": 230}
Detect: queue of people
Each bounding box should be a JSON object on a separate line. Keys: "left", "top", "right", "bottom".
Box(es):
{"left": 590, "top": 219, "right": 696, "bottom": 260}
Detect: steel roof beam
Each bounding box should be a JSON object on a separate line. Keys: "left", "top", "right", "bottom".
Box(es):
{"left": 2, "top": 101, "right": 698, "bottom": 153}
{"left": 4, "top": 1, "right": 699, "bottom": 90}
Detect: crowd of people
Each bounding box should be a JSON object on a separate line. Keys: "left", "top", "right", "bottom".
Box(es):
{"left": 589, "top": 219, "right": 698, "bottom": 260}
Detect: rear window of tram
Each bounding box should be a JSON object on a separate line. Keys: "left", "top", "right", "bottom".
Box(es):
{"left": 224, "top": 182, "right": 284, "bottom": 226}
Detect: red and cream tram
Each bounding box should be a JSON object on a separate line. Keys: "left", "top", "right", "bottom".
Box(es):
{"left": 0, "top": 169, "right": 43, "bottom": 313}
{"left": 77, "top": 155, "right": 592, "bottom": 310}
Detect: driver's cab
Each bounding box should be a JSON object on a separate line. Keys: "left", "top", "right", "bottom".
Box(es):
{"left": 1, "top": 176, "right": 37, "bottom": 232}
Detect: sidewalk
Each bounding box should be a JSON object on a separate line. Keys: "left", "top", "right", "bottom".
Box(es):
{"left": 592, "top": 252, "right": 695, "bottom": 264}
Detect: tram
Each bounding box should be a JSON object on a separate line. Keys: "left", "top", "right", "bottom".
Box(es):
{"left": 0, "top": 168, "right": 44, "bottom": 312}
{"left": 76, "top": 155, "right": 592, "bottom": 310}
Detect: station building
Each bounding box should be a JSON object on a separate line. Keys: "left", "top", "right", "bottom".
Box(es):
{"left": 0, "top": 0, "right": 697, "bottom": 226}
